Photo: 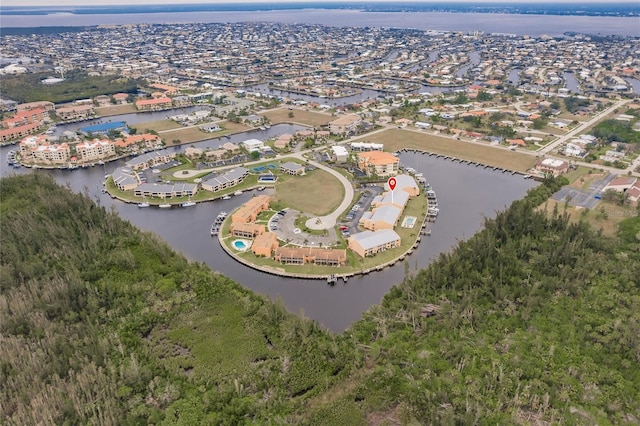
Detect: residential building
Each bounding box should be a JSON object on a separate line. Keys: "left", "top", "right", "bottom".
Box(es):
{"left": 134, "top": 182, "right": 198, "bottom": 199}
{"left": 111, "top": 167, "right": 140, "bottom": 191}
{"left": 135, "top": 97, "right": 173, "bottom": 111}
{"left": 330, "top": 145, "right": 349, "bottom": 162}
{"left": 56, "top": 104, "right": 95, "bottom": 120}
{"left": 201, "top": 167, "right": 249, "bottom": 192}
{"left": 230, "top": 222, "right": 265, "bottom": 238}
{"left": 348, "top": 229, "right": 401, "bottom": 258}
{"left": 279, "top": 161, "right": 305, "bottom": 175}
{"left": 626, "top": 181, "right": 640, "bottom": 207}
{"left": 1, "top": 122, "right": 42, "bottom": 143}
{"left": 535, "top": 158, "right": 569, "bottom": 176}
{"left": 604, "top": 177, "right": 638, "bottom": 193}
{"left": 231, "top": 195, "right": 271, "bottom": 224}
{"left": 356, "top": 151, "right": 399, "bottom": 177}
{"left": 241, "top": 138, "right": 264, "bottom": 152}
{"left": 252, "top": 232, "right": 279, "bottom": 257}
{"left": 123, "top": 133, "right": 162, "bottom": 149}
{"left": 329, "top": 114, "right": 361, "bottom": 135}
{"left": 126, "top": 149, "right": 175, "bottom": 171}
{"left": 274, "top": 247, "right": 347, "bottom": 266}
{"left": 350, "top": 142, "right": 383, "bottom": 151}
{"left": 383, "top": 174, "right": 420, "bottom": 196}
{"left": 19, "top": 136, "right": 70, "bottom": 164}
{"left": 17, "top": 101, "right": 54, "bottom": 112}
{"left": 75, "top": 139, "right": 116, "bottom": 162}
{"left": 2, "top": 108, "right": 49, "bottom": 128}
{"left": 359, "top": 204, "right": 403, "bottom": 231}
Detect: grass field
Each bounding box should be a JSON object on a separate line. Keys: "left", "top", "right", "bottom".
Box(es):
{"left": 273, "top": 168, "right": 344, "bottom": 216}
{"left": 356, "top": 128, "right": 537, "bottom": 172}
{"left": 131, "top": 119, "right": 183, "bottom": 132}
{"left": 263, "top": 108, "right": 333, "bottom": 127}
{"left": 160, "top": 127, "right": 214, "bottom": 145}
{"left": 95, "top": 104, "right": 137, "bottom": 116}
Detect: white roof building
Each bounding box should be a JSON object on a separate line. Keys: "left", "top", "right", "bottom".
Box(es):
{"left": 241, "top": 138, "right": 264, "bottom": 152}
{"left": 330, "top": 145, "right": 349, "bottom": 162}
{"left": 348, "top": 229, "right": 401, "bottom": 257}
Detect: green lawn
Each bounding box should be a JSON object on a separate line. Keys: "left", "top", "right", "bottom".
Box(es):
{"left": 274, "top": 168, "right": 345, "bottom": 216}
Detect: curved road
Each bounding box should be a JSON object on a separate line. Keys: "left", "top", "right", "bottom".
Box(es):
{"left": 280, "top": 152, "right": 355, "bottom": 231}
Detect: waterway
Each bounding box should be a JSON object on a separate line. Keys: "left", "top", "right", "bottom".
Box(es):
{"left": 563, "top": 71, "right": 583, "bottom": 94}
{"left": 1, "top": 140, "right": 537, "bottom": 332}
{"left": 3, "top": 10, "right": 638, "bottom": 37}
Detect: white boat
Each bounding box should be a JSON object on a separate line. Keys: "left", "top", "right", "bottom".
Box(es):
{"left": 234, "top": 190, "right": 243, "bottom": 196}
{"left": 137, "top": 202, "right": 150, "bottom": 208}
{"left": 181, "top": 201, "right": 196, "bottom": 207}
{"left": 158, "top": 204, "right": 171, "bottom": 208}
{"left": 222, "top": 195, "right": 231, "bottom": 200}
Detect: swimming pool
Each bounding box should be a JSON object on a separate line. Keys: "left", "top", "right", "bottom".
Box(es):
{"left": 401, "top": 215, "right": 417, "bottom": 228}
{"left": 232, "top": 239, "right": 252, "bottom": 251}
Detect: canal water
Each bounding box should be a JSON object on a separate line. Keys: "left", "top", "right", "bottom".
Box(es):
{"left": 1, "top": 139, "right": 537, "bottom": 332}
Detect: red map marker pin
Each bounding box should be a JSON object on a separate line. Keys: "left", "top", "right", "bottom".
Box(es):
{"left": 388, "top": 177, "right": 397, "bottom": 191}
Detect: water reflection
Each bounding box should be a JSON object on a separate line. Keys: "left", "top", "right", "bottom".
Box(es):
{"left": 0, "top": 143, "right": 537, "bottom": 332}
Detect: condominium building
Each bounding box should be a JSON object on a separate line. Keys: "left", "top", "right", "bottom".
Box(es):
{"left": 356, "top": 151, "right": 399, "bottom": 177}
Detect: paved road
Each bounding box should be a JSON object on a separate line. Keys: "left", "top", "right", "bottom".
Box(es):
{"left": 538, "top": 99, "right": 630, "bottom": 155}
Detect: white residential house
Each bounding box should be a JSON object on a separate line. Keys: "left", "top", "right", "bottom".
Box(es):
{"left": 241, "top": 138, "right": 264, "bottom": 152}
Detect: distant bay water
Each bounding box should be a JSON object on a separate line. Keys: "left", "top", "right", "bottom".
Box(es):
{"left": 1, "top": 9, "right": 638, "bottom": 37}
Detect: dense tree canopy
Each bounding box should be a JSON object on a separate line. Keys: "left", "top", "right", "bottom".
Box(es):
{"left": 1, "top": 173, "right": 639, "bottom": 424}
{"left": 0, "top": 70, "right": 139, "bottom": 104}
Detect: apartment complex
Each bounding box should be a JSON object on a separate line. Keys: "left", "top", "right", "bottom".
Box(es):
{"left": 356, "top": 151, "right": 399, "bottom": 177}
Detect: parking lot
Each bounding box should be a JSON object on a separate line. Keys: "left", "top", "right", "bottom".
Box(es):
{"left": 269, "top": 207, "right": 340, "bottom": 247}
{"left": 552, "top": 173, "right": 615, "bottom": 210}
{"left": 342, "top": 185, "right": 384, "bottom": 235}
